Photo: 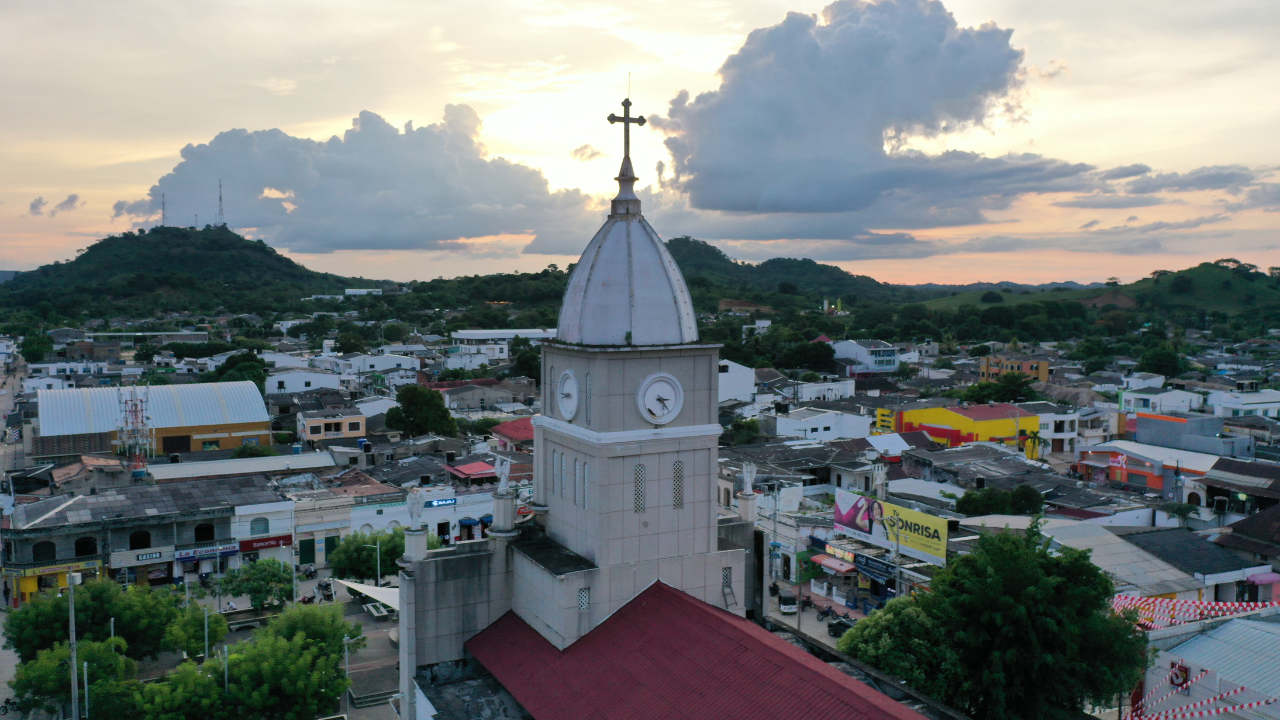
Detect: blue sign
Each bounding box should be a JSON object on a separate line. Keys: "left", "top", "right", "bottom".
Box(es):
{"left": 425, "top": 498, "right": 457, "bottom": 508}
{"left": 854, "top": 554, "right": 896, "bottom": 583}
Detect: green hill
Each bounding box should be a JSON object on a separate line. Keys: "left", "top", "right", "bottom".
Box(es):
{"left": 0, "top": 225, "right": 358, "bottom": 318}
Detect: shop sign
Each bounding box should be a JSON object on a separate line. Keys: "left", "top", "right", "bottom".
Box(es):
{"left": 425, "top": 498, "right": 457, "bottom": 508}
{"left": 1109, "top": 454, "right": 1128, "bottom": 468}
{"left": 1170, "top": 662, "right": 1191, "bottom": 694}
{"left": 175, "top": 543, "right": 240, "bottom": 561}
{"left": 854, "top": 554, "right": 896, "bottom": 583}
{"left": 135, "top": 551, "right": 163, "bottom": 562}
{"left": 825, "top": 544, "right": 857, "bottom": 566}
{"left": 516, "top": 506, "right": 533, "bottom": 516}
{"left": 834, "top": 491, "right": 949, "bottom": 566}
{"left": 2, "top": 559, "right": 102, "bottom": 578}
{"left": 239, "top": 535, "right": 294, "bottom": 552}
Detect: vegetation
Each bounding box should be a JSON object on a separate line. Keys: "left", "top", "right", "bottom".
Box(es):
{"left": 839, "top": 522, "right": 1149, "bottom": 719}
{"left": 162, "top": 603, "right": 230, "bottom": 659}
{"left": 327, "top": 528, "right": 406, "bottom": 585}
{"left": 3, "top": 579, "right": 179, "bottom": 662}
{"left": 954, "top": 485, "right": 1044, "bottom": 516}
{"left": 217, "top": 558, "right": 296, "bottom": 610}
{"left": 385, "top": 385, "right": 457, "bottom": 437}
{"left": 944, "top": 372, "right": 1039, "bottom": 403}
{"left": 11, "top": 637, "right": 137, "bottom": 714}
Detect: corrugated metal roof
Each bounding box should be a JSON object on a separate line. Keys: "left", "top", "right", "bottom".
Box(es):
{"left": 466, "top": 582, "right": 927, "bottom": 720}
{"left": 1172, "top": 619, "right": 1280, "bottom": 697}
{"left": 38, "top": 382, "right": 268, "bottom": 437}
{"left": 147, "top": 451, "right": 336, "bottom": 480}
{"left": 11, "top": 474, "right": 281, "bottom": 529}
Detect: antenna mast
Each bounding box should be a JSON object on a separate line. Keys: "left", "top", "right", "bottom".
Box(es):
{"left": 118, "top": 385, "right": 151, "bottom": 480}
{"left": 161, "top": 193, "right": 166, "bottom": 226}
{"left": 217, "top": 180, "right": 225, "bottom": 227}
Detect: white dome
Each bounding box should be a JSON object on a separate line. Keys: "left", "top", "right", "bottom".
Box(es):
{"left": 557, "top": 158, "right": 699, "bottom": 346}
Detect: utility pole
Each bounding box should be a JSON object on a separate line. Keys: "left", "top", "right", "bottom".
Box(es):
{"left": 109, "top": 617, "right": 114, "bottom": 640}
{"left": 204, "top": 606, "right": 210, "bottom": 660}
{"left": 882, "top": 516, "right": 904, "bottom": 601}
{"left": 68, "top": 572, "right": 81, "bottom": 719}
{"left": 343, "top": 635, "right": 352, "bottom": 716}
{"left": 83, "top": 661, "right": 89, "bottom": 719}
{"left": 365, "top": 540, "right": 381, "bottom": 586}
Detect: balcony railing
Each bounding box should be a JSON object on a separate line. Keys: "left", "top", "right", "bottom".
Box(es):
{"left": 1, "top": 554, "right": 108, "bottom": 573}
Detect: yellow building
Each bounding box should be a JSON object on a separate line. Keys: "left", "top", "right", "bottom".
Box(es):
{"left": 899, "top": 403, "right": 1039, "bottom": 448}
{"left": 32, "top": 381, "right": 271, "bottom": 460}
{"left": 978, "top": 354, "right": 1053, "bottom": 383}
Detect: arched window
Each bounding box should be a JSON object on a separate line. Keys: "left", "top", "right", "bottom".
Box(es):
{"left": 129, "top": 530, "right": 151, "bottom": 550}
{"left": 634, "top": 464, "right": 646, "bottom": 513}
{"left": 548, "top": 366, "right": 557, "bottom": 417}
{"left": 74, "top": 537, "right": 97, "bottom": 557}
{"left": 673, "top": 460, "right": 684, "bottom": 509}
{"left": 194, "top": 523, "right": 215, "bottom": 542}
{"left": 585, "top": 373, "right": 593, "bottom": 426}
{"left": 32, "top": 541, "right": 57, "bottom": 562}
{"left": 583, "top": 463, "right": 590, "bottom": 510}
{"left": 836, "top": 473, "right": 843, "bottom": 488}
{"left": 249, "top": 517, "right": 270, "bottom": 536}
{"left": 573, "top": 459, "right": 580, "bottom": 506}
{"left": 559, "top": 453, "right": 566, "bottom": 498}
{"left": 359, "top": 523, "right": 374, "bottom": 534}
{"left": 1187, "top": 492, "right": 1202, "bottom": 507}
{"left": 550, "top": 451, "right": 559, "bottom": 497}
{"left": 388, "top": 520, "right": 401, "bottom": 529}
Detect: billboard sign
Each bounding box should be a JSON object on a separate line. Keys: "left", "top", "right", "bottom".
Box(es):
{"left": 834, "top": 490, "right": 948, "bottom": 566}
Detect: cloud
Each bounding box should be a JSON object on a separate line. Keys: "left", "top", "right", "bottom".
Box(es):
{"left": 1052, "top": 194, "right": 1165, "bottom": 209}
{"left": 1079, "top": 220, "right": 1099, "bottom": 229}
{"left": 112, "top": 106, "right": 599, "bottom": 254}
{"left": 28, "top": 197, "right": 47, "bottom": 216}
{"left": 49, "top": 194, "right": 82, "bottom": 216}
{"left": 652, "top": 0, "right": 1096, "bottom": 218}
{"left": 570, "top": 144, "right": 601, "bottom": 161}
{"left": 1225, "top": 183, "right": 1280, "bottom": 211}
{"left": 1126, "top": 165, "right": 1258, "bottom": 194}
{"left": 256, "top": 78, "right": 297, "bottom": 95}
{"left": 1099, "top": 164, "right": 1150, "bottom": 180}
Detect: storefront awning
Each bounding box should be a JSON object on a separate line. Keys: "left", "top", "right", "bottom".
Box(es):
{"left": 810, "top": 553, "right": 856, "bottom": 574}
{"left": 1079, "top": 458, "right": 1111, "bottom": 469}
{"left": 1248, "top": 572, "right": 1280, "bottom": 585}
{"left": 481, "top": 515, "right": 493, "bottom": 523}
{"left": 459, "top": 518, "right": 479, "bottom": 527}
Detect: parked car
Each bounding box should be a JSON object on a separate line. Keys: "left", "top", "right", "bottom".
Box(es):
{"left": 779, "top": 593, "right": 798, "bottom": 614}
{"left": 827, "top": 618, "right": 855, "bottom": 638}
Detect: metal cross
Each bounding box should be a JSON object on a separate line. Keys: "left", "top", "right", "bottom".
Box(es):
{"left": 607, "top": 98, "right": 646, "bottom": 158}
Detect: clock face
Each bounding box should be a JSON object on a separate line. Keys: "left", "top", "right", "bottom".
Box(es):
{"left": 558, "top": 369, "right": 580, "bottom": 420}
{"left": 637, "top": 372, "right": 683, "bottom": 425}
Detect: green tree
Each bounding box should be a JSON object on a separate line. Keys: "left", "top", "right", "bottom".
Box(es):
{"left": 955, "top": 488, "right": 1013, "bottom": 516}
{"left": 777, "top": 340, "right": 834, "bottom": 370}
{"left": 980, "top": 291, "right": 1004, "bottom": 303}
{"left": 222, "top": 632, "right": 348, "bottom": 720}
{"left": 218, "top": 558, "right": 295, "bottom": 610}
{"left": 86, "top": 679, "right": 145, "bottom": 717}
{"left": 3, "top": 579, "right": 177, "bottom": 662}
{"left": 327, "top": 528, "right": 405, "bottom": 584}
{"left": 233, "top": 443, "right": 279, "bottom": 459}
{"left": 335, "top": 332, "right": 367, "bottom": 354}
{"left": 260, "top": 604, "right": 366, "bottom": 658}
{"left": 893, "top": 361, "right": 919, "bottom": 380}
{"left": 1010, "top": 484, "right": 1045, "bottom": 514}
{"left": 12, "top": 637, "right": 135, "bottom": 713}
{"left": 1136, "top": 345, "right": 1183, "bottom": 378}
{"left": 163, "top": 603, "right": 229, "bottom": 659}
{"left": 721, "top": 418, "right": 763, "bottom": 446}
{"left": 1170, "top": 275, "right": 1194, "bottom": 294}
{"left": 385, "top": 385, "right": 457, "bottom": 437}
{"left": 381, "top": 323, "right": 408, "bottom": 343}
{"left": 844, "top": 524, "right": 1149, "bottom": 720}
{"left": 133, "top": 342, "right": 160, "bottom": 363}
{"left": 510, "top": 346, "right": 541, "bottom": 381}
{"left": 137, "top": 661, "right": 224, "bottom": 720}
{"left": 958, "top": 372, "right": 1038, "bottom": 403}
{"left": 838, "top": 597, "right": 961, "bottom": 701}
{"left": 19, "top": 333, "right": 52, "bottom": 363}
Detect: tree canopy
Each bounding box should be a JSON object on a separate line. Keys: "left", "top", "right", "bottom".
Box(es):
{"left": 12, "top": 636, "right": 136, "bottom": 713}
{"left": 163, "top": 603, "right": 229, "bottom": 659}
{"left": 3, "top": 579, "right": 179, "bottom": 662}
{"left": 839, "top": 523, "right": 1148, "bottom": 719}
{"left": 955, "top": 485, "right": 1044, "bottom": 516}
{"left": 385, "top": 384, "right": 457, "bottom": 437}
{"left": 327, "top": 528, "right": 405, "bottom": 585}
{"left": 218, "top": 558, "right": 295, "bottom": 610}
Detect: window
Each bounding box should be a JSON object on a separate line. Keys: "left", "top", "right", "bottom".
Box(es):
{"left": 823, "top": 426, "right": 831, "bottom": 432}
{"left": 549, "top": 366, "right": 557, "bottom": 416}
{"left": 129, "top": 530, "right": 152, "bottom": 550}
{"left": 550, "top": 451, "right": 559, "bottom": 496}
{"left": 719, "top": 364, "right": 729, "bottom": 373}
{"left": 578, "top": 587, "right": 590, "bottom": 610}
{"left": 836, "top": 473, "right": 842, "bottom": 488}
{"left": 202, "top": 441, "right": 221, "bottom": 451}
{"left": 560, "top": 453, "right": 566, "bottom": 498}
{"left": 242, "top": 437, "right": 259, "bottom": 447}
{"left": 250, "top": 517, "right": 270, "bottom": 536}
{"left": 810, "top": 427, "right": 818, "bottom": 433}
{"left": 74, "top": 537, "right": 97, "bottom": 557}
{"left": 583, "top": 463, "right": 590, "bottom": 510}
{"left": 722, "top": 566, "right": 732, "bottom": 588}
{"left": 585, "top": 373, "right": 593, "bottom": 427}
{"left": 194, "top": 523, "right": 215, "bottom": 542}
{"left": 573, "top": 459, "right": 580, "bottom": 506}
{"left": 310, "top": 425, "right": 321, "bottom": 435}
{"left": 304, "top": 381, "right": 312, "bottom": 388}
{"left": 348, "top": 422, "right": 361, "bottom": 432}
{"left": 32, "top": 541, "right": 57, "bottom": 562}
{"left": 277, "top": 380, "right": 286, "bottom": 390}
{"left": 634, "top": 464, "right": 646, "bottom": 513}
{"left": 673, "top": 460, "right": 684, "bottom": 509}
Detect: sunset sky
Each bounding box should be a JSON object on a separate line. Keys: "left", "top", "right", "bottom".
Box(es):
{"left": 2, "top": 0, "right": 1278, "bottom": 285}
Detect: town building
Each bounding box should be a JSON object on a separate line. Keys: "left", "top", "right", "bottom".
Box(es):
{"left": 898, "top": 402, "right": 1039, "bottom": 448}
{"left": 716, "top": 358, "right": 755, "bottom": 403}
{"left": 758, "top": 407, "right": 872, "bottom": 442}
{"left": 1122, "top": 387, "right": 1204, "bottom": 414}
{"left": 268, "top": 367, "right": 342, "bottom": 394}
{"left": 978, "top": 353, "right": 1053, "bottom": 382}
{"left": 1208, "top": 389, "right": 1280, "bottom": 418}
{"left": 1017, "top": 401, "right": 1081, "bottom": 454}
{"left": 29, "top": 381, "right": 271, "bottom": 461}
{"left": 831, "top": 338, "right": 899, "bottom": 377}
{"left": 297, "top": 408, "right": 367, "bottom": 445}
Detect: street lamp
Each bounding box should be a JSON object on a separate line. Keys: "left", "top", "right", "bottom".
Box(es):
{"left": 880, "top": 516, "right": 904, "bottom": 601}
{"left": 342, "top": 635, "right": 353, "bottom": 716}
{"left": 364, "top": 541, "right": 381, "bottom": 586}
{"left": 68, "top": 571, "right": 82, "bottom": 720}
{"left": 203, "top": 606, "right": 210, "bottom": 660}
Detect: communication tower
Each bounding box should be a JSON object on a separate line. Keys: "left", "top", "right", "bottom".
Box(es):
{"left": 161, "top": 193, "right": 166, "bottom": 226}
{"left": 118, "top": 385, "right": 152, "bottom": 480}
{"left": 217, "top": 180, "right": 225, "bottom": 227}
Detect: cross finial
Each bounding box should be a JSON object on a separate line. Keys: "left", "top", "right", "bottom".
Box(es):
{"left": 607, "top": 98, "right": 646, "bottom": 159}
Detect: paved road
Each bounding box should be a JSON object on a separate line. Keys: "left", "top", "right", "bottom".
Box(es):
{"left": 1, "top": 362, "right": 24, "bottom": 471}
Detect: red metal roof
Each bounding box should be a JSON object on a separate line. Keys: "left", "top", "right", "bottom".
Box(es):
{"left": 811, "top": 553, "right": 856, "bottom": 574}
{"left": 491, "top": 416, "right": 534, "bottom": 443}
{"left": 446, "top": 461, "right": 495, "bottom": 479}
{"left": 946, "top": 403, "right": 1033, "bottom": 422}
{"left": 465, "top": 582, "right": 927, "bottom": 720}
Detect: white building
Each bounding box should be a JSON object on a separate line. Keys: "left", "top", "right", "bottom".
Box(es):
{"left": 344, "top": 288, "right": 383, "bottom": 296}
{"left": 717, "top": 359, "right": 756, "bottom": 403}
{"left": 1207, "top": 389, "right": 1280, "bottom": 418}
{"left": 260, "top": 351, "right": 311, "bottom": 369}
{"left": 742, "top": 319, "right": 771, "bottom": 339}
{"left": 1123, "top": 387, "right": 1204, "bottom": 414}
{"left": 313, "top": 353, "right": 415, "bottom": 374}
{"left": 1123, "top": 372, "right": 1165, "bottom": 390}
{"left": 763, "top": 407, "right": 872, "bottom": 442}
{"left": 268, "top": 368, "right": 343, "bottom": 394}
{"left": 1016, "top": 401, "right": 1080, "bottom": 455}
{"left": 23, "top": 376, "right": 75, "bottom": 392}
{"left": 831, "top": 339, "right": 898, "bottom": 375}
{"left": 777, "top": 378, "right": 856, "bottom": 403}
{"left": 28, "top": 361, "right": 110, "bottom": 376}
{"left": 232, "top": 498, "right": 296, "bottom": 568}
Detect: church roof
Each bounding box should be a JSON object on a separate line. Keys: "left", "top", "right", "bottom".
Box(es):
{"left": 465, "top": 582, "right": 927, "bottom": 720}
{"left": 556, "top": 127, "right": 698, "bottom": 346}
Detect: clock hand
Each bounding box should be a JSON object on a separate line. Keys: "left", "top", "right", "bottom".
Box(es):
{"left": 560, "top": 392, "right": 571, "bottom": 399}
{"left": 656, "top": 396, "right": 669, "bottom": 410}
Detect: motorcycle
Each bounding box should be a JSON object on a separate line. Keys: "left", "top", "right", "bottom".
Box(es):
{"left": 198, "top": 572, "right": 213, "bottom": 589}
{"left": 299, "top": 594, "right": 316, "bottom": 605}
{"left": 0, "top": 697, "right": 19, "bottom": 715}
{"left": 798, "top": 594, "right": 815, "bottom": 611}
{"left": 815, "top": 606, "right": 834, "bottom": 621}
{"left": 768, "top": 582, "right": 779, "bottom": 597}
{"left": 302, "top": 565, "right": 318, "bottom": 580}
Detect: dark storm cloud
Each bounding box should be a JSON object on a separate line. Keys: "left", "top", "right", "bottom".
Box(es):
{"left": 1125, "top": 165, "right": 1258, "bottom": 194}
{"left": 112, "top": 106, "right": 599, "bottom": 254}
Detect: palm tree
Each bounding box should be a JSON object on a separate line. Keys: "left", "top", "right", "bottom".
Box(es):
{"left": 1024, "top": 430, "right": 1044, "bottom": 460}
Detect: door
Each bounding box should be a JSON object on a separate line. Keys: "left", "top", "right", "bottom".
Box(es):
{"left": 324, "top": 535, "right": 339, "bottom": 558}
{"left": 437, "top": 521, "right": 451, "bottom": 545}
{"left": 161, "top": 435, "right": 191, "bottom": 454}
{"left": 299, "top": 538, "right": 315, "bottom": 565}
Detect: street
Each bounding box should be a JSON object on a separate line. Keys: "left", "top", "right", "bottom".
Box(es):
{"left": 1, "top": 360, "right": 24, "bottom": 472}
